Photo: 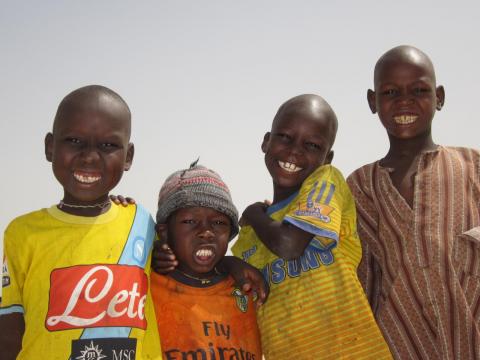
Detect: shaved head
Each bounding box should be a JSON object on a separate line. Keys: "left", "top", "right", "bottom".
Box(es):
{"left": 53, "top": 85, "right": 131, "bottom": 137}
{"left": 374, "top": 45, "right": 436, "bottom": 86}
{"left": 273, "top": 94, "right": 338, "bottom": 147}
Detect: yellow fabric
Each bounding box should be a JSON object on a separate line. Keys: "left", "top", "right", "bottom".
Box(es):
{"left": 1, "top": 204, "right": 162, "bottom": 360}
{"left": 232, "top": 165, "right": 391, "bottom": 359}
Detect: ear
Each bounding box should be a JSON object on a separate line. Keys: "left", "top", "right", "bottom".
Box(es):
{"left": 435, "top": 85, "right": 445, "bottom": 111}
{"left": 261, "top": 132, "right": 270, "bottom": 153}
{"left": 155, "top": 223, "right": 168, "bottom": 243}
{"left": 45, "top": 133, "right": 53, "bottom": 162}
{"left": 367, "top": 89, "right": 377, "bottom": 114}
{"left": 124, "top": 143, "right": 134, "bottom": 171}
{"left": 325, "top": 150, "right": 334, "bottom": 165}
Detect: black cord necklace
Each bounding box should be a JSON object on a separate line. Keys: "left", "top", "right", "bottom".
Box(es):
{"left": 173, "top": 267, "right": 225, "bottom": 286}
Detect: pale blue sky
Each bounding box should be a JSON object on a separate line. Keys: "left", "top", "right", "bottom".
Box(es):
{"left": 1, "top": 1, "right": 479, "bottom": 261}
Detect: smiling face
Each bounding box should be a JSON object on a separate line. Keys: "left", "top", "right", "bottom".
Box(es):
{"left": 368, "top": 47, "right": 445, "bottom": 140}
{"left": 262, "top": 95, "right": 336, "bottom": 202}
{"left": 160, "top": 207, "right": 231, "bottom": 278}
{"left": 45, "top": 90, "right": 133, "bottom": 207}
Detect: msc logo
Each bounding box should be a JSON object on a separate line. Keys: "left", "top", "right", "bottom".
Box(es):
{"left": 72, "top": 338, "right": 136, "bottom": 360}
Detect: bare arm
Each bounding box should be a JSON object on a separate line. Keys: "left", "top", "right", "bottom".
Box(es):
{"left": 242, "top": 202, "right": 313, "bottom": 260}
{"left": 0, "top": 313, "right": 25, "bottom": 360}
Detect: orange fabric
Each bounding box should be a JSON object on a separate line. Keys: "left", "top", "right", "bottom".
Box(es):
{"left": 151, "top": 273, "right": 262, "bottom": 360}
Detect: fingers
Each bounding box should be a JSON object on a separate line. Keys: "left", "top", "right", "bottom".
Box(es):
{"left": 152, "top": 242, "right": 178, "bottom": 274}
{"left": 109, "top": 195, "right": 131, "bottom": 207}
{"left": 238, "top": 273, "right": 269, "bottom": 308}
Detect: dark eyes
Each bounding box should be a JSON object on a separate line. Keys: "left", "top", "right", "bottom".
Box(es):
{"left": 381, "top": 89, "right": 397, "bottom": 96}
{"left": 63, "top": 138, "right": 119, "bottom": 149}
{"left": 181, "top": 219, "right": 228, "bottom": 225}
{"left": 65, "top": 137, "right": 81, "bottom": 144}
{"left": 413, "top": 87, "right": 430, "bottom": 94}
{"left": 101, "top": 142, "right": 119, "bottom": 149}
{"left": 306, "top": 142, "right": 321, "bottom": 150}
{"left": 381, "top": 87, "right": 431, "bottom": 97}
{"left": 275, "top": 133, "right": 291, "bottom": 142}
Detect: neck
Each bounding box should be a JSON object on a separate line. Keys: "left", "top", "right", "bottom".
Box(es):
{"left": 384, "top": 132, "right": 437, "bottom": 163}
{"left": 272, "top": 185, "right": 300, "bottom": 205}
{"left": 57, "top": 195, "right": 112, "bottom": 217}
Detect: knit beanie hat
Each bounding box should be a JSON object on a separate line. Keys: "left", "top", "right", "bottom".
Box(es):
{"left": 156, "top": 161, "right": 239, "bottom": 240}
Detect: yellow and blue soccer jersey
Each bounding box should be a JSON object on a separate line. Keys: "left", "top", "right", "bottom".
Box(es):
{"left": 1, "top": 203, "right": 162, "bottom": 360}
{"left": 232, "top": 165, "right": 391, "bottom": 359}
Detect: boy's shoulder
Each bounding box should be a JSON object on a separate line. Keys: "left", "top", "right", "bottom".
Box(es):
{"left": 5, "top": 207, "right": 51, "bottom": 233}
{"left": 307, "top": 164, "right": 348, "bottom": 185}
{"left": 441, "top": 145, "right": 480, "bottom": 162}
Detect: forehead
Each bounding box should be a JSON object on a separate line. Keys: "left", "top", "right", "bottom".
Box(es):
{"left": 273, "top": 107, "right": 335, "bottom": 137}
{"left": 174, "top": 206, "right": 230, "bottom": 218}
{"left": 54, "top": 96, "right": 130, "bottom": 136}
{"left": 375, "top": 57, "right": 436, "bottom": 87}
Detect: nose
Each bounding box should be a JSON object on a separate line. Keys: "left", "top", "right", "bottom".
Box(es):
{"left": 290, "top": 139, "right": 304, "bottom": 156}
{"left": 80, "top": 145, "right": 101, "bottom": 163}
{"left": 198, "top": 221, "right": 215, "bottom": 239}
{"left": 396, "top": 90, "right": 414, "bottom": 106}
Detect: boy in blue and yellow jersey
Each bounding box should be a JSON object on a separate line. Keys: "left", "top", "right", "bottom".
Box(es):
{"left": 231, "top": 94, "right": 391, "bottom": 359}
{"left": 0, "top": 85, "right": 162, "bottom": 360}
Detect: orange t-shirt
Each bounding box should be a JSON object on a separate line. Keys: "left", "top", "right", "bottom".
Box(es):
{"left": 151, "top": 273, "right": 262, "bottom": 360}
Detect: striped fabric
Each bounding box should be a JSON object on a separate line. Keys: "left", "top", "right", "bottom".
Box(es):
{"left": 233, "top": 165, "right": 392, "bottom": 359}
{"left": 347, "top": 146, "right": 480, "bottom": 359}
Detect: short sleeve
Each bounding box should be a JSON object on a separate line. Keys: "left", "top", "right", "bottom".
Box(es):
{"left": 283, "top": 166, "right": 347, "bottom": 249}
{"left": 0, "top": 224, "right": 25, "bottom": 314}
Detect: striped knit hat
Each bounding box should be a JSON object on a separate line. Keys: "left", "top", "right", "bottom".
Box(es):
{"left": 156, "top": 160, "right": 239, "bottom": 239}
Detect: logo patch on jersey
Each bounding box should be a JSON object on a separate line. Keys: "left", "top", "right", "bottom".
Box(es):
{"left": 45, "top": 264, "right": 148, "bottom": 331}
{"left": 232, "top": 288, "right": 248, "bottom": 313}
{"left": 293, "top": 202, "right": 334, "bottom": 223}
{"left": 293, "top": 180, "right": 336, "bottom": 222}
{"left": 71, "top": 338, "right": 136, "bottom": 360}
{"left": 2, "top": 258, "right": 10, "bottom": 288}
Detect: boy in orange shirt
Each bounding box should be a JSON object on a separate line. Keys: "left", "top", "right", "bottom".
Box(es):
{"left": 150, "top": 162, "right": 262, "bottom": 360}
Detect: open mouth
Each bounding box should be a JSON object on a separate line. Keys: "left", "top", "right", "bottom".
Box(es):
{"left": 278, "top": 161, "right": 303, "bottom": 173}
{"left": 393, "top": 115, "right": 418, "bottom": 125}
{"left": 194, "top": 246, "right": 216, "bottom": 264}
{"left": 73, "top": 171, "right": 101, "bottom": 184}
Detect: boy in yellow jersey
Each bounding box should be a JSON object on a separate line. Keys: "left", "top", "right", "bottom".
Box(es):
{"left": 0, "top": 85, "right": 162, "bottom": 360}
{"left": 231, "top": 94, "right": 391, "bottom": 359}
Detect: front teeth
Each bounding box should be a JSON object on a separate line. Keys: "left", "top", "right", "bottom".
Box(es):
{"left": 196, "top": 249, "right": 213, "bottom": 257}
{"left": 278, "top": 161, "right": 303, "bottom": 173}
{"left": 74, "top": 173, "right": 101, "bottom": 184}
{"left": 394, "top": 115, "right": 417, "bottom": 124}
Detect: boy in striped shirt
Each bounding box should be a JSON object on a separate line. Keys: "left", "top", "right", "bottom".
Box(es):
{"left": 347, "top": 45, "right": 480, "bottom": 359}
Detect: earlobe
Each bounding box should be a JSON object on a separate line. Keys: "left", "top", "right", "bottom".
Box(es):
{"left": 261, "top": 133, "right": 270, "bottom": 153}
{"left": 45, "top": 133, "right": 53, "bottom": 162}
{"left": 367, "top": 89, "right": 377, "bottom": 114}
{"left": 436, "top": 85, "right": 445, "bottom": 111}
{"left": 124, "top": 143, "right": 135, "bottom": 171}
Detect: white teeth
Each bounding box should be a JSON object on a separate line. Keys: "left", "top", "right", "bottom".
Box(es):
{"left": 74, "top": 173, "right": 101, "bottom": 184}
{"left": 196, "top": 249, "right": 213, "bottom": 257}
{"left": 278, "top": 161, "right": 303, "bottom": 173}
{"left": 394, "top": 115, "right": 417, "bottom": 124}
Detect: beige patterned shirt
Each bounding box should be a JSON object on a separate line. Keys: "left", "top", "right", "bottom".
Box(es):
{"left": 347, "top": 146, "right": 480, "bottom": 359}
